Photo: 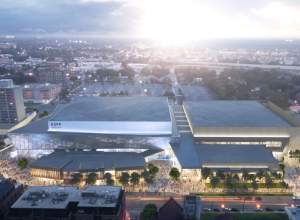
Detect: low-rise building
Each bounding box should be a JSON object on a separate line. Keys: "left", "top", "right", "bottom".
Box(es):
{"left": 285, "top": 206, "right": 300, "bottom": 220}
{"left": 183, "top": 195, "right": 202, "bottom": 220}
{"left": 30, "top": 149, "right": 158, "bottom": 183}
{"left": 23, "top": 83, "right": 61, "bottom": 104}
{"left": 8, "top": 185, "right": 126, "bottom": 220}
{"left": 0, "top": 178, "right": 24, "bottom": 219}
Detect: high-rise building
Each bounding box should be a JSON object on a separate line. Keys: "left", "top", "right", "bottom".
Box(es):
{"left": 0, "top": 79, "right": 26, "bottom": 128}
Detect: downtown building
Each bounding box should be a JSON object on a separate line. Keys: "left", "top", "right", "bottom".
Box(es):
{"left": 7, "top": 96, "right": 300, "bottom": 182}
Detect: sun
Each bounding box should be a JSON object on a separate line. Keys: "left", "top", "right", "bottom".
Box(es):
{"left": 140, "top": 0, "right": 223, "bottom": 46}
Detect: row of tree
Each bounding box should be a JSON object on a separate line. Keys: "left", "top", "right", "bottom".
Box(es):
{"left": 201, "top": 168, "right": 288, "bottom": 190}
{"left": 175, "top": 67, "right": 300, "bottom": 109}
{"left": 69, "top": 165, "right": 182, "bottom": 186}
{"left": 70, "top": 163, "right": 161, "bottom": 186}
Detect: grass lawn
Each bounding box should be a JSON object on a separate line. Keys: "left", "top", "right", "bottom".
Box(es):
{"left": 201, "top": 212, "right": 289, "bottom": 220}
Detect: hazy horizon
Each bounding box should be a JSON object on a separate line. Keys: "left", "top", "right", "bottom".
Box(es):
{"left": 1, "top": 0, "right": 300, "bottom": 46}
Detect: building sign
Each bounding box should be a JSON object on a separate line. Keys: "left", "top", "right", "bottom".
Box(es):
{"left": 49, "top": 121, "right": 62, "bottom": 129}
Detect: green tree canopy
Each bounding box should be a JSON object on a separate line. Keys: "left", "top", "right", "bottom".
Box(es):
{"left": 119, "top": 172, "right": 130, "bottom": 186}
{"left": 242, "top": 169, "right": 250, "bottom": 181}
{"left": 169, "top": 167, "right": 180, "bottom": 181}
{"left": 130, "top": 172, "right": 140, "bottom": 186}
{"left": 256, "top": 170, "right": 264, "bottom": 180}
{"left": 17, "top": 158, "right": 28, "bottom": 170}
{"left": 86, "top": 172, "right": 97, "bottom": 185}
{"left": 252, "top": 180, "right": 259, "bottom": 190}
{"left": 225, "top": 175, "right": 233, "bottom": 189}
{"left": 140, "top": 204, "right": 158, "bottom": 220}
{"left": 210, "top": 176, "right": 220, "bottom": 188}
{"left": 201, "top": 168, "right": 211, "bottom": 180}
{"left": 70, "top": 173, "right": 82, "bottom": 185}
{"left": 148, "top": 163, "right": 159, "bottom": 177}
{"left": 216, "top": 170, "right": 225, "bottom": 180}
{"left": 104, "top": 172, "right": 114, "bottom": 185}
{"left": 142, "top": 170, "right": 154, "bottom": 184}
{"left": 265, "top": 176, "right": 273, "bottom": 189}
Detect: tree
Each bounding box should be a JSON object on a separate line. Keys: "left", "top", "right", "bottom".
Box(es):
{"left": 17, "top": 158, "right": 28, "bottom": 170}
{"left": 163, "top": 90, "right": 175, "bottom": 98}
{"left": 265, "top": 176, "right": 273, "bottom": 189}
{"left": 140, "top": 204, "right": 157, "bottom": 220}
{"left": 107, "top": 178, "right": 115, "bottom": 186}
{"left": 119, "top": 172, "right": 130, "bottom": 186}
{"left": 280, "top": 181, "right": 288, "bottom": 189}
{"left": 242, "top": 169, "right": 250, "bottom": 181}
{"left": 104, "top": 172, "right": 114, "bottom": 185}
{"left": 216, "top": 170, "right": 225, "bottom": 180}
{"left": 86, "top": 172, "right": 97, "bottom": 185}
{"left": 130, "top": 172, "right": 140, "bottom": 186}
{"left": 169, "top": 168, "right": 180, "bottom": 181}
{"left": 210, "top": 176, "right": 220, "bottom": 188}
{"left": 252, "top": 180, "right": 259, "bottom": 190}
{"left": 272, "top": 172, "right": 282, "bottom": 180}
{"left": 70, "top": 173, "right": 82, "bottom": 185}
{"left": 201, "top": 168, "right": 211, "bottom": 180}
{"left": 232, "top": 174, "right": 240, "bottom": 182}
{"left": 224, "top": 175, "right": 233, "bottom": 189}
{"left": 39, "top": 111, "right": 49, "bottom": 118}
{"left": 256, "top": 170, "right": 264, "bottom": 180}
{"left": 142, "top": 170, "right": 154, "bottom": 184}
{"left": 148, "top": 163, "right": 159, "bottom": 177}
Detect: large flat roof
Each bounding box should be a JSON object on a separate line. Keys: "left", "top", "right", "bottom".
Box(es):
{"left": 10, "top": 96, "right": 172, "bottom": 135}
{"left": 51, "top": 96, "right": 171, "bottom": 122}
{"left": 197, "top": 144, "right": 278, "bottom": 166}
{"left": 171, "top": 135, "right": 278, "bottom": 169}
{"left": 11, "top": 186, "right": 77, "bottom": 209}
{"left": 184, "top": 101, "right": 291, "bottom": 128}
{"left": 12, "top": 186, "right": 122, "bottom": 209}
{"left": 31, "top": 150, "right": 146, "bottom": 172}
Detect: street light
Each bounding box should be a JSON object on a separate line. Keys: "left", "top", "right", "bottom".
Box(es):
{"left": 256, "top": 204, "right": 261, "bottom": 209}
{"left": 221, "top": 204, "right": 225, "bottom": 209}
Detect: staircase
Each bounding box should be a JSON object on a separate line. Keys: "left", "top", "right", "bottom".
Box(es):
{"left": 173, "top": 105, "right": 192, "bottom": 134}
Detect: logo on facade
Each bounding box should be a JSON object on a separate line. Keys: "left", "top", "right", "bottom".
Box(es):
{"left": 50, "top": 121, "right": 62, "bottom": 128}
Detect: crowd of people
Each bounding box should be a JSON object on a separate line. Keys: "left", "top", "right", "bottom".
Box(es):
{"left": 0, "top": 159, "right": 32, "bottom": 185}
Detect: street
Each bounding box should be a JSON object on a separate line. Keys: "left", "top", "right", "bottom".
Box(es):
{"left": 126, "top": 193, "right": 293, "bottom": 220}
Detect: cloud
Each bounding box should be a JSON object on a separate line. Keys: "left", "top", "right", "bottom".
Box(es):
{"left": 0, "top": 0, "right": 299, "bottom": 38}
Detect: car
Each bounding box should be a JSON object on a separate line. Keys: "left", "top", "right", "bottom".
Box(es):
{"left": 255, "top": 208, "right": 263, "bottom": 212}
{"left": 213, "top": 208, "right": 220, "bottom": 212}
{"left": 230, "top": 208, "right": 239, "bottom": 212}
{"left": 265, "top": 207, "right": 274, "bottom": 212}
{"left": 203, "top": 208, "right": 212, "bottom": 212}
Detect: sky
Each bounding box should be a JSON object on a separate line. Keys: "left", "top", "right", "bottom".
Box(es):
{"left": 1, "top": 0, "right": 300, "bottom": 42}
